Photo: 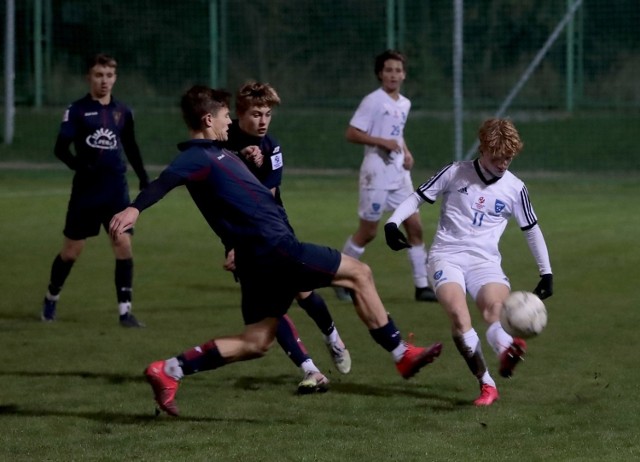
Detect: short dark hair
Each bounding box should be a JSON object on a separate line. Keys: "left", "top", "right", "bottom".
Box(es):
{"left": 181, "top": 85, "right": 231, "bottom": 130}
{"left": 87, "top": 53, "right": 117, "bottom": 73}
{"left": 374, "top": 49, "right": 406, "bottom": 79}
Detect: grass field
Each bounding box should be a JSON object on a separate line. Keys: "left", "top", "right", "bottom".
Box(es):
{"left": 2, "top": 108, "right": 639, "bottom": 172}
{"left": 1, "top": 169, "right": 640, "bottom": 461}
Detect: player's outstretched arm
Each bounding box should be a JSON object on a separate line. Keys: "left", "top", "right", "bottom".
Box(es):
{"left": 109, "top": 207, "right": 140, "bottom": 239}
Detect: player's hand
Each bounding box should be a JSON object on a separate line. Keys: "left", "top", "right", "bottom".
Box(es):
{"left": 223, "top": 249, "right": 236, "bottom": 272}
{"left": 533, "top": 273, "right": 553, "bottom": 300}
{"left": 380, "top": 138, "right": 402, "bottom": 153}
{"left": 241, "top": 146, "right": 264, "bottom": 167}
{"left": 403, "top": 150, "right": 414, "bottom": 170}
{"left": 109, "top": 207, "right": 140, "bottom": 240}
{"left": 384, "top": 223, "right": 411, "bottom": 251}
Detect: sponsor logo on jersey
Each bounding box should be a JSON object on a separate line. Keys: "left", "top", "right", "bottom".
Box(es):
{"left": 271, "top": 152, "right": 283, "bottom": 170}
{"left": 62, "top": 109, "right": 70, "bottom": 122}
{"left": 84, "top": 111, "right": 98, "bottom": 116}
{"left": 457, "top": 186, "right": 468, "bottom": 195}
{"left": 113, "top": 111, "right": 122, "bottom": 125}
{"left": 217, "top": 153, "right": 225, "bottom": 160}
{"left": 434, "top": 270, "right": 443, "bottom": 280}
{"left": 473, "top": 196, "right": 486, "bottom": 211}
{"left": 494, "top": 199, "right": 506, "bottom": 214}
{"left": 86, "top": 128, "right": 118, "bottom": 150}
{"left": 273, "top": 146, "right": 281, "bottom": 154}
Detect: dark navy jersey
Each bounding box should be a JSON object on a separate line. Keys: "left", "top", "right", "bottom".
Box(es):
{"left": 133, "top": 139, "right": 295, "bottom": 256}
{"left": 56, "top": 94, "right": 147, "bottom": 199}
{"left": 225, "top": 120, "right": 284, "bottom": 204}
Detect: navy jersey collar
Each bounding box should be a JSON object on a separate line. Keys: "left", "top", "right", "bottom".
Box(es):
{"left": 177, "top": 138, "right": 225, "bottom": 151}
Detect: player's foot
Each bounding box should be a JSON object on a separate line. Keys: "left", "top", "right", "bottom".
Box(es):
{"left": 415, "top": 286, "right": 438, "bottom": 302}
{"left": 297, "top": 371, "right": 329, "bottom": 394}
{"left": 499, "top": 337, "right": 527, "bottom": 378}
{"left": 396, "top": 342, "right": 443, "bottom": 379}
{"left": 474, "top": 384, "right": 500, "bottom": 406}
{"left": 333, "top": 287, "right": 353, "bottom": 302}
{"left": 119, "top": 312, "right": 146, "bottom": 328}
{"left": 326, "top": 336, "right": 352, "bottom": 374}
{"left": 145, "top": 361, "right": 180, "bottom": 416}
{"left": 41, "top": 297, "right": 57, "bottom": 322}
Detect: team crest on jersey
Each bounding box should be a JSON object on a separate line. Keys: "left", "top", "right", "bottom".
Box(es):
{"left": 271, "top": 152, "right": 283, "bottom": 170}
{"left": 86, "top": 128, "right": 118, "bottom": 150}
{"left": 494, "top": 199, "right": 506, "bottom": 214}
{"left": 113, "top": 111, "right": 122, "bottom": 125}
{"left": 372, "top": 203, "right": 381, "bottom": 212}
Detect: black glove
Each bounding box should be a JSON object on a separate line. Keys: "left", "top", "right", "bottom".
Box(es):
{"left": 384, "top": 223, "right": 410, "bottom": 251}
{"left": 533, "top": 273, "right": 553, "bottom": 300}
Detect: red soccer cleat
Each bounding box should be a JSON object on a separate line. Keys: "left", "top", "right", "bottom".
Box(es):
{"left": 396, "top": 342, "right": 443, "bottom": 379}
{"left": 474, "top": 384, "right": 500, "bottom": 406}
{"left": 499, "top": 337, "right": 527, "bottom": 378}
{"left": 145, "top": 360, "right": 180, "bottom": 416}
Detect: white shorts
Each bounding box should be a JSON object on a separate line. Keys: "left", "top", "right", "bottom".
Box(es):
{"left": 427, "top": 251, "right": 510, "bottom": 300}
{"left": 358, "top": 183, "right": 415, "bottom": 222}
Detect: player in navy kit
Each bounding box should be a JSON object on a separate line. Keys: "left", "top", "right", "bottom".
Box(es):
{"left": 109, "top": 85, "right": 442, "bottom": 416}
{"left": 227, "top": 82, "right": 351, "bottom": 387}
{"left": 40, "top": 53, "right": 149, "bottom": 327}
{"left": 224, "top": 82, "right": 351, "bottom": 393}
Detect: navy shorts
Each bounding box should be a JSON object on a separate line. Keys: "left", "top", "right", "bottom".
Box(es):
{"left": 63, "top": 188, "right": 131, "bottom": 240}
{"left": 237, "top": 238, "right": 341, "bottom": 325}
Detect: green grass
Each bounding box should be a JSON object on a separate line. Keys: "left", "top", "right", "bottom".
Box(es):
{"left": 1, "top": 169, "right": 640, "bottom": 461}
{"left": 2, "top": 108, "right": 639, "bottom": 172}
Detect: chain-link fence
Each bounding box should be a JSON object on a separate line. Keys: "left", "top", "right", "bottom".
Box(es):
{"left": 4, "top": 0, "right": 639, "bottom": 109}
{"left": 2, "top": 0, "right": 639, "bottom": 171}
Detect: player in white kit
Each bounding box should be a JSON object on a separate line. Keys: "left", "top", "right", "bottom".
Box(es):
{"left": 337, "top": 50, "right": 437, "bottom": 303}
{"left": 384, "top": 118, "right": 553, "bottom": 406}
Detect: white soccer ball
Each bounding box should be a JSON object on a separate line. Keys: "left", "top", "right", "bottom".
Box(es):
{"left": 500, "top": 291, "right": 547, "bottom": 339}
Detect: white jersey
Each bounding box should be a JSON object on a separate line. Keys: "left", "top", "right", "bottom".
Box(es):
{"left": 350, "top": 87, "right": 412, "bottom": 190}
{"left": 417, "top": 159, "right": 538, "bottom": 263}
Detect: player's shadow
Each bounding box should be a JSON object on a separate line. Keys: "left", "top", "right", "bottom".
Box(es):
{"left": 0, "top": 369, "right": 144, "bottom": 385}
{"left": 232, "top": 374, "right": 469, "bottom": 410}
{"left": 0, "top": 404, "right": 271, "bottom": 424}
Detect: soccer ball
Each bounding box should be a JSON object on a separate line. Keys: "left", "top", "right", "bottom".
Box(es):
{"left": 500, "top": 291, "right": 547, "bottom": 339}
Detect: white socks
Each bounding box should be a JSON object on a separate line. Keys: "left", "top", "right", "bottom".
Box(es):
{"left": 407, "top": 244, "right": 429, "bottom": 288}
{"left": 342, "top": 236, "right": 365, "bottom": 260}
{"left": 486, "top": 321, "right": 513, "bottom": 356}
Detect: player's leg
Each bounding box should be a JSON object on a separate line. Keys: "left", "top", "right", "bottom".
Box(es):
{"left": 476, "top": 282, "right": 527, "bottom": 378}
{"left": 274, "top": 314, "right": 329, "bottom": 393}
{"left": 337, "top": 188, "right": 384, "bottom": 301}
{"left": 332, "top": 254, "right": 442, "bottom": 379}
{"left": 402, "top": 213, "right": 437, "bottom": 302}
{"left": 429, "top": 256, "right": 498, "bottom": 406}
{"left": 296, "top": 290, "right": 351, "bottom": 374}
{"left": 109, "top": 229, "right": 144, "bottom": 327}
{"left": 388, "top": 186, "right": 437, "bottom": 303}
{"left": 41, "top": 237, "right": 86, "bottom": 321}
{"left": 145, "top": 317, "right": 280, "bottom": 416}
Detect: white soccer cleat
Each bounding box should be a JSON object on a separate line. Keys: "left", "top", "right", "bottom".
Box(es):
{"left": 326, "top": 337, "right": 352, "bottom": 374}
{"left": 297, "top": 371, "right": 329, "bottom": 394}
